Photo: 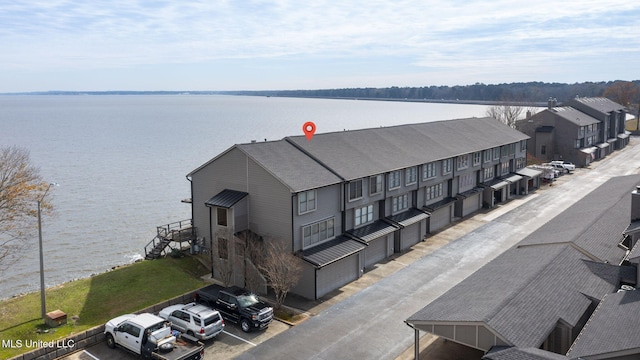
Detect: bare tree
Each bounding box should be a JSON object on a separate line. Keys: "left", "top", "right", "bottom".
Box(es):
{"left": 486, "top": 102, "right": 524, "bottom": 128}
{"left": 258, "top": 240, "right": 302, "bottom": 310}
{"left": 0, "top": 146, "right": 50, "bottom": 272}
{"left": 603, "top": 81, "right": 639, "bottom": 107}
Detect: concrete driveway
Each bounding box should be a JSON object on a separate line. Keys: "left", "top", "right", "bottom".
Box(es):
{"left": 237, "top": 138, "right": 640, "bottom": 360}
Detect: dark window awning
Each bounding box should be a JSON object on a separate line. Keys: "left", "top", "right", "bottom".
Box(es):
{"left": 597, "top": 142, "right": 610, "bottom": 149}
{"left": 205, "top": 189, "right": 248, "bottom": 208}
{"left": 386, "top": 208, "right": 429, "bottom": 228}
{"left": 618, "top": 133, "right": 630, "bottom": 139}
{"left": 347, "top": 220, "right": 398, "bottom": 243}
{"left": 607, "top": 138, "right": 617, "bottom": 144}
{"left": 580, "top": 146, "right": 598, "bottom": 154}
{"left": 424, "top": 197, "right": 457, "bottom": 212}
{"left": 457, "top": 186, "right": 484, "bottom": 199}
{"left": 302, "top": 235, "right": 366, "bottom": 268}
{"left": 483, "top": 178, "right": 509, "bottom": 190}
{"left": 516, "top": 167, "right": 542, "bottom": 178}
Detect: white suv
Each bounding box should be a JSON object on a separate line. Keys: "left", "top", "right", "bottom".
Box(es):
{"left": 159, "top": 303, "right": 224, "bottom": 341}
{"left": 550, "top": 161, "right": 575, "bottom": 173}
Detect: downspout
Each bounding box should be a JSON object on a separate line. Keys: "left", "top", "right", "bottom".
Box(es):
{"left": 208, "top": 206, "right": 214, "bottom": 278}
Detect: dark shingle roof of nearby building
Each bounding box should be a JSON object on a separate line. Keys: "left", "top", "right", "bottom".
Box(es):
{"left": 205, "top": 189, "right": 248, "bottom": 208}
{"left": 566, "top": 290, "right": 640, "bottom": 359}
{"left": 569, "top": 97, "right": 626, "bottom": 114}
{"left": 550, "top": 106, "right": 600, "bottom": 126}
{"left": 286, "top": 117, "right": 529, "bottom": 181}
{"left": 517, "top": 175, "right": 637, "bottom": 264}
{"left": 407, "top": 175, "right": 640, "bottom": 349}
{"left": 237, "top": 140, "right": 343, "bottom": 192}
{"left": 484, "top": 347, "right": 569, "bottom": 360}
{"left": 346, "top": 220, "right": 398, "bottom": 243}
{"left": 302, "top": 235, "right": 366, "bottom": 267}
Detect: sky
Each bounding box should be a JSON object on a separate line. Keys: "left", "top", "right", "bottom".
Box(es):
{"left": 2, "top": 1, "right": 640, "bottom": 92}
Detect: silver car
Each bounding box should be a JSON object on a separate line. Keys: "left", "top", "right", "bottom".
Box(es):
{"left": 158, "top": 302, "right": 224, "bottom": 341}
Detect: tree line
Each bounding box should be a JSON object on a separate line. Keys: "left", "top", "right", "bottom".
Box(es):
{"left": 228, "top": 80, "right": 640, "bottom": 104}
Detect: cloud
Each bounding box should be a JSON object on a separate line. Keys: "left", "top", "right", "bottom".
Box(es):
{"left": 1, "top": 0, "right": 640, "bottom": 90}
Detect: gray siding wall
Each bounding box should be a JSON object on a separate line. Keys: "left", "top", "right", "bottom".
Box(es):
{"left": 190, "top": 147, "right": 292, "bottom": 252}
{"left": 191, "top": 147, "right": 249, "bottom": 246}
{"left": 292, "top": 262, "right": 316, "bottom": 300}
{"left": 292, "top": 184, "right": 342, "bottom": 253}
{"left": 246, "top": 158, "right": 292, "bottom": 247}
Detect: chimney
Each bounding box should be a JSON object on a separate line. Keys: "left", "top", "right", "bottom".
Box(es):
{"left": 547, "top": 98, "right": 557, "bottom": 109}
{"left": 632, "top": 186, "right": 640, "bottom": 222}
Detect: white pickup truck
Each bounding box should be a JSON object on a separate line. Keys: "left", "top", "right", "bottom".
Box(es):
{"left": 104, "top": 313, "right": 204, "bottom": 360}
{"left": 550, "top": 160, "right": 576, "bottom": 173}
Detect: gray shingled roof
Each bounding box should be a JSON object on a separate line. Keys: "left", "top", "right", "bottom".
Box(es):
{"left": 287, "top": 117, "right": 529, "bottom": 181}
{"left": 566, "top": 290, "right": 640, "bottom": 359}
{"left": 302, "top": 235, "right": 366, "bottom": 267}
{"left": 550, "top": 106, "right": 600, "bottom": 126}
{"left": 517, "top": 174, "right": 638, "bottom": 264}
{"left": 205, "top": 189, "right": 248, "bottom": 208}
{"left": 407, "top": 175, "right": 640, "bottom": 349}
{"left": 236, "top": 140, "right": 343, "bottom": 192}
{"left": 569, "top": 97, "right": 626, "bottom": 114}
{"left": 484, "top": 347, "right": 569, "bottom": 360}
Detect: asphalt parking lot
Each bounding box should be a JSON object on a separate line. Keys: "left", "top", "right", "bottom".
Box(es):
{"left": 62, "top": 318, "right": 290, "bottom": 360}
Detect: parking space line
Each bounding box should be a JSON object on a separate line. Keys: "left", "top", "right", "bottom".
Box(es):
{"left": 83, "top": 350, "right": 100, "bottom": 360}
{"left": 222, "top": 330, "right": 257, "bottom": 346}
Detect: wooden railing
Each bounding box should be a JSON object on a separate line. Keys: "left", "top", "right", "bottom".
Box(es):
{"left": 157, "top": 219, "right": 194, "bottom": 242}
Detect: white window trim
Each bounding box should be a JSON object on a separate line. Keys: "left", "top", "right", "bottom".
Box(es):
{"left": 348, "top": 179, "right": 363, "bottom": 202}
{"left": 355, "top": 204, "right": 374, "bottom": 227}
{"left": 302, "top": 217, "right": 335, "bottom": 248}
{"left": 406, "top": 167, "right": 417, "bottom": 186}
{"left": 423, "top": 162, "right": 437, "bottom": 180}
{"left": 370, "top": 175, "right": 383, "bottom": 195}
{"left": 389, "top": 171, "right": 401, "bottom": 190}
{"left": 298, "top": 189, "right": 317, "bottom": 215}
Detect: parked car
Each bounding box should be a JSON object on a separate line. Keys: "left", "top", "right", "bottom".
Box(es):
{"left": 104, "top": 313, "right": 204, "bottom": 360}
{"left": 550, "top": 160, "right": 576, "bottom": 173}
{"left": 195, "top": 284, "right": 273, "bottom": 332}
{"left": 158, "top": 303, "right": 224, "bottom": 341}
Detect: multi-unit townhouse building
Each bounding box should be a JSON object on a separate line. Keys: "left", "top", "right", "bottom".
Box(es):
{"left": 187, "top": 117, "right": 530, "bottom": 300}
{"left": 516, "top": 97, "right": 629, "bottom": 166}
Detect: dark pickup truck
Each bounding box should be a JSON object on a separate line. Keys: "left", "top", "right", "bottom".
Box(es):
{"left": 195, "top": 284, "right": 273, "bottom": 332}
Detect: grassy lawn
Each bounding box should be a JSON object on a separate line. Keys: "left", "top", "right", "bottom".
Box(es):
{"left": 0, "top": 255, "right": 209, "bottom": 359}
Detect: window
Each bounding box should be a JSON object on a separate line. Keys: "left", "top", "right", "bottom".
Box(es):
{"left": 348, "top": 179, "right": 363, "bottom": 201}
{"left": 575, "top": 139, "right": 581, "bottom": 149}
{"left": 355, "top": 205, "right": 374, "bottom": 226}
{"left": 389, "top": 171, "right": 401, "bottom": 190}
{"left": 370, "top": 175, "right": 383, "bottom": 195}
{"left": 483, "top": 167, "right": 494, "bottom": 181}
{"left": 405, "top": 167, "right": 417, "bottom": 185}
{"left": 459, "top": 173, "right": 475, "bottom": 190}
{"left": 509, "top": 143, "right": 516, "bottom": 155}
{"left": 217, "top": 208, "right": 227, "bottom": 226}
{"left": 442, "top": 159, "right": 452, "bottom": 175}
{"left": 425, "top": 183, "right": 443, "bottom": 201}
{"left": 392, "top": 194, "right": 409, "bottom": 212}
{"left": 541, "top": 145, "right": 546, "bottom": 155}
{"left": 493, "top": 147, "right": 500, "bottom": 160}
{"left": 456, "top": 154, "right": 469, "bottom": 170}
{"left": 298, "top": 190, "right": 316, "bottom": 214}
{"left": 423, "top": 162, "right": 437, "bottom": 180}
{"left": 484, "top": 150, "right": 491, "bottom": 163}
{"left": 501, "top": 162, "right": 510, "bottom": 175}
{"left": 218, "top": 237, "right": 228, "bottom": 259}
{"left": 516, "top": 157, "right": 526, "bottom": 169}
{"left": 520, "top": 140, "right": 527, "bottom": 152}
{"left": 473, "top": 152, "right": 481, "bottom": 166}
{"left": 303, "top": 218, "right": 335, "bottom": 247}
{"left": 501, "top": 145, "right": 508, "bottom": 157}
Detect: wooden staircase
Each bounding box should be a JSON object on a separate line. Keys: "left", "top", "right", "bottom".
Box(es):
{"left": 144, "top": 219, "right": 194, "bottom": 260}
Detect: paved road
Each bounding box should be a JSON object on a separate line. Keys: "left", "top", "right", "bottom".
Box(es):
{"left": 237, "top": 140, "right": 640, "bottom": 360}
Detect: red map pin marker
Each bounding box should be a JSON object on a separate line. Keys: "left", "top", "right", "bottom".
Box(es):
{"left": 303, "top": 121, "right": 316, "bottom": 141}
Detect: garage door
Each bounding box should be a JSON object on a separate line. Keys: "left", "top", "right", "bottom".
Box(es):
{"left": 462, "top": 193, "right": 481, "bottom": 217}
{"left": 401, "top": 222, "right": 421, "bottom": 251}
{"left": 364, "top": 235, "right": 388, "bottom": 268}
{"left": 429, "top": 206, "right": 451, "bottom": 232}
{"left": 316, "top": 254, "right": 360, "bottom": 298}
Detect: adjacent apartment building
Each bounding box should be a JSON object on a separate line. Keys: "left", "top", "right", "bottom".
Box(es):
{"left": 188, "top": 117, "right": 530, "bottom": 300}
{"left": 516, "top": 97, "right": 629, "bottom": 167}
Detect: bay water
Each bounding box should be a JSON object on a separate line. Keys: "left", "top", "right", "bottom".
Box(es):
{"left": 0, "top": 95, "right": 494, "bottom": 298}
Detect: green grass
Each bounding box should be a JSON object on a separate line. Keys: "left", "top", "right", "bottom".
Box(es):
{"left": 0, "top": 255, "right": 209, "bottom": 359}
